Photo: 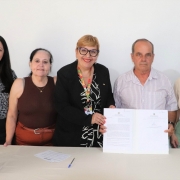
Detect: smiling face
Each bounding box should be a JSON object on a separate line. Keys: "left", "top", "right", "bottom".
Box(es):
{"left": 76, "top": 46, "right": 98, "bottom": 70}
{"left": 131, "top": 40, "right": 154, "bottom": 74}
{"left": 0, "top": 41, "right": 4, "bottom": 61}
{"left": 29, "top": 50, "right": 51, "bottom": 77}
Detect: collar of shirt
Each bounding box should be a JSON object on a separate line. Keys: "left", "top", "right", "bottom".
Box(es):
{"left": 126, "top": 68, "right": 158, "bottom": 84}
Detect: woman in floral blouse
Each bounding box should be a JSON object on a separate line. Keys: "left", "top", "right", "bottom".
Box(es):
{"left": 0, "top": 36, "right": 16, "bottom": 144}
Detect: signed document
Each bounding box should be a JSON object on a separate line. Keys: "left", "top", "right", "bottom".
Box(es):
{"left": 34, "top": 150, "right": 70, "bottom": 162}
{"left": 103, "top": 109, "right": 169, "bottom": 154}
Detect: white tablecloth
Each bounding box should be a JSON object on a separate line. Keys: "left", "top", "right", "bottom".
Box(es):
{"left": 0, "top": 145, "right": 179, "bottom": 180}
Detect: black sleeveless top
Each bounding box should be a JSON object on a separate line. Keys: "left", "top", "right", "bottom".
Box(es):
{"left": 17, "top": 76, "right": 57, "bottom": 128}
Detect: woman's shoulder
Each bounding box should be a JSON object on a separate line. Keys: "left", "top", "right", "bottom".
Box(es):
{"left": 174, "top": 77, "right": 180, "bottom": 91}
{"left": 57, "top": 61, "right": 77, "bottom": 78}
{"left": 47, "top": 76, "right": 56, "bottom": 84}
{"left": 58, "top": 61, "right": 77, "bottom": 73}
{"left": 13, "top": 78, "right": 25, "bottom": 87}
{"left": 10, "top": 78, "right": 25, "bottom": 98}
{"left": 94, "top": 63, "right": 108, "bottom": 72}
{"left": 175, "top": 78, "right": 180, "bottom": 85}
{"left": 95, "top": 63, "right": 108, "bottom": 69}
{"left": 53, "top": 76, "right": 57, "bottom": 84}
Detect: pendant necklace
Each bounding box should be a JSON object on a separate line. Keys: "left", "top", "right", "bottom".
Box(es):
{"left": 36, "top": 86, "right": 46, "bottom": 93}
{"left": 33, "top": 77, "right": 48, "bottom": 93}
{"left": 77, "top": 67, "right": 92, "bottom": 102}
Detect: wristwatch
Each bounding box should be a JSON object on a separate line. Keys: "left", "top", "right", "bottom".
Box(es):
{"left": 168, "top": 121, "right": 175, "bottom": 127}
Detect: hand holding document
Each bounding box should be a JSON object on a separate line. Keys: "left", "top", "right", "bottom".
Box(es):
{"left": 103, "top": 109, "right": 169, "bottom": 154}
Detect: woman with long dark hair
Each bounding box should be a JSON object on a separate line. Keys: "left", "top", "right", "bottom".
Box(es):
{"left": 0, "top": 36, "right": 16, "bottom": 144}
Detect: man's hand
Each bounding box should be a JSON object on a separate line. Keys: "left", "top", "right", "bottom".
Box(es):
{"left": 171, "top": 133, "right": 179, "bottom": 148}
{"left": 164, "top": 124, "right": 174, "bottom": 136}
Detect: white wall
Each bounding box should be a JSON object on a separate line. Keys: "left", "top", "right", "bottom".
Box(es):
{"left": 1, "top": 0, "right": 180, "bottom": 87}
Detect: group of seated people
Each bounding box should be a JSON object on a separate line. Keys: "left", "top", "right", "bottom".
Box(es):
{"left": 0, "top": 35, "right": 179, "bottom": 148}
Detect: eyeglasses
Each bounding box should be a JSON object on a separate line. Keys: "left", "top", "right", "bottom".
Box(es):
{"left": 77, "top": 47, "right": 99, "bottom": 57}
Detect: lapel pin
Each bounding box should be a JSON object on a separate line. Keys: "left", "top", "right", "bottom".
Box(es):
{"left": 103, "top": 83, "right": 105, "bottom": 85}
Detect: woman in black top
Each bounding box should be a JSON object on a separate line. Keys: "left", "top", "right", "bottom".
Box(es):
{"left": 0, "top": 36, "right": 16, "bottom": 144}
{"left": 53, "top": 35, "right": 115, "bottom": 147}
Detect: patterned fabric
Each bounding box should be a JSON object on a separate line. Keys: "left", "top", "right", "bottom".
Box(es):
{"left": 0, "top": 70, "right": 17, "bottom": 119}
{"left": 113, "top": 68, "right": 177, "bottom": 110}
{"left": 77, "top": 67, "right": 91, "bottom": 103}
{"left": 79, "top": 73, "right": 103, "bottom": 147}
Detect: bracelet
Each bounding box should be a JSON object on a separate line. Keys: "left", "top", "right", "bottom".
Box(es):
{"left": 168, "top": 121, "right": 175, "bottom": 127}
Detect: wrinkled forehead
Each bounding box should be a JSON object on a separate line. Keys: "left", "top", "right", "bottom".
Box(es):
{"left": 134, "top": 41, "right": 153, "bottom": 54}
{"left": 34, "top": 50, "right": 50, "bottom": 57}
{"left": 31, "top": 50, "right": 51, "bottom": 62}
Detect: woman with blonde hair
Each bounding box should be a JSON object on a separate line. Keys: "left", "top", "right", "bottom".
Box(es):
{"left": 53, "top": 35, "right": 115, "bottom": 147}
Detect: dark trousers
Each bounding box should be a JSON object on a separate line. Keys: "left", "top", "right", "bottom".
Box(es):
{"left": 0, "top": 118, "right": 6, "bottom": 144}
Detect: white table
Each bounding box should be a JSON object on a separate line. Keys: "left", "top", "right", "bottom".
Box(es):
{"left": 0, "top": 145, "right": 179, "bottom": 180}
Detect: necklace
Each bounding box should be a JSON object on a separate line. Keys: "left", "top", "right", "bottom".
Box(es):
{"left": 32, "top": 76, "right": 48, "bottom": 93}
{"left": 77, "top": 67, "right": 92, "bottom": 102}
{"left": 36, "top": 86, "right": 46, "bottom": 93}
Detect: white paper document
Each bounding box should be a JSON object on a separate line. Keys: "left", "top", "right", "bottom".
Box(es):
{"left": 103, "top": 109, "right": 169, "bottom": 154}
{"left": 34, "top": 150, "right": 70, "bottom": 162}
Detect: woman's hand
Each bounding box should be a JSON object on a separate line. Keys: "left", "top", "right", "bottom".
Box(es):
{"left": 91, "top": 113, "right": 106, "bottom": 125}
{"left": 4, "top": 141, "right": 11, "bottom": 147}
{"left": 98, "top": 105, "right": 115, "bottom": 133}
{"left": 109, "top": 105, "right": 115, "bottom": 108}
{"left": 99, "top": 125, "right": 107, "bottom": 134}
